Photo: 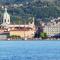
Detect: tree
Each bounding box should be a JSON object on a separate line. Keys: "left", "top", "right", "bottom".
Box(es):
{"left": 40, "top": 32, "right": 47, "bottom": 39}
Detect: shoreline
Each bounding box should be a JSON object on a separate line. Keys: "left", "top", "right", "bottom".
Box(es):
{"left": 0, "top": 38, "right": 60, "bottom": 41}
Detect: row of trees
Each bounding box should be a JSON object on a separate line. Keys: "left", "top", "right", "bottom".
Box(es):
{"left": 7, "top": 35, "right": 21, "bottom": 39}
{"left": 34, "top": 32, "right": 47, "bottom": 39}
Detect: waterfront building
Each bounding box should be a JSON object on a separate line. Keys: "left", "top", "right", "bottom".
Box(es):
{"left": 43, "top": 19, "right": 60, "bottom": 37}
{"left": 0, "top": 8, "right": 35, "bottom": 39}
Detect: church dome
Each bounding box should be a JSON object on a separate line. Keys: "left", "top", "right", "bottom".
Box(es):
{"left": 2, "top": 8, "right": 10, "bottom": 25}
{"left": 3, "top": 8, "right": 10, "bottom": 19}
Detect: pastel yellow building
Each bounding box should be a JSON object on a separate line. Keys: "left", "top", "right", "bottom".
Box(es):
{"left": 10, "top": 30, "right": 35, "bottom": 38}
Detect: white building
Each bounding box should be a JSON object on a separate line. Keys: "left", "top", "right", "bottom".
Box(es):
{"left": 43, "top": 21, "right": 60, "bottom": 37}
{"left": 2, "top": 8, "right": 10, "bottom": 26}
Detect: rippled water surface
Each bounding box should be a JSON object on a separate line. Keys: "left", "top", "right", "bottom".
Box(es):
{"left": 0, "top": 40, "right": 60, "bottom": 60}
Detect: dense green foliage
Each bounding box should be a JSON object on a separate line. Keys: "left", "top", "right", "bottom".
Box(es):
{"left": 10, "top": 0, "right": 60, "bottom": 22}
{"left": 0, "top": 0, "right": 60, "bottom": 24}
{"left": 40, "top": 32, "right": 47, "bottom": 39}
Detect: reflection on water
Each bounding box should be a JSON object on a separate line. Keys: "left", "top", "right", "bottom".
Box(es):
{"left": 0, "top": 40, "right": 60, "bottom": 60}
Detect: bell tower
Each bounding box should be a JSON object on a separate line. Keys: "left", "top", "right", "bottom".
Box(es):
{"left": 3, "top": 8, "right": 10, "bottom": 25}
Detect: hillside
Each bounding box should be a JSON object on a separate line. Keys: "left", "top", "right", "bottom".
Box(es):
{"left": 0, "top": 0, "right": 60, "bottom": 25}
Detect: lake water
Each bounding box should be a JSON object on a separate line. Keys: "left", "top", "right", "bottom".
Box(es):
{"left": 0, "top": 40, "right": 60, "bottom": 60}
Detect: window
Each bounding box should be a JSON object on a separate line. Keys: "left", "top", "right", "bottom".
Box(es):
{"left": 5, "top": 19, "right": 6, "bottom": 22}
{"left": 8, "top": 20, "right": 9, "bottom": 22}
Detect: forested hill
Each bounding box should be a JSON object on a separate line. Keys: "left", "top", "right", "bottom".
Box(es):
{"left": 0, "top": 0, "right": 60, "bottom": 24}
{"left": 0, "top": 0, "right": 60, "bottom": 18}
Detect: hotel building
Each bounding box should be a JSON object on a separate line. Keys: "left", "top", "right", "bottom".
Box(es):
{"left": 43, "top": 19, "right": 60, "bottom": 37}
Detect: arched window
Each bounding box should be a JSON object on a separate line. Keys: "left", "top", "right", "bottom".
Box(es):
{"left": 5, "top": 19, "right": 6, "bottom": 22}
{"left": 8, "top": 20, "right": 9, "bottom": 22}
